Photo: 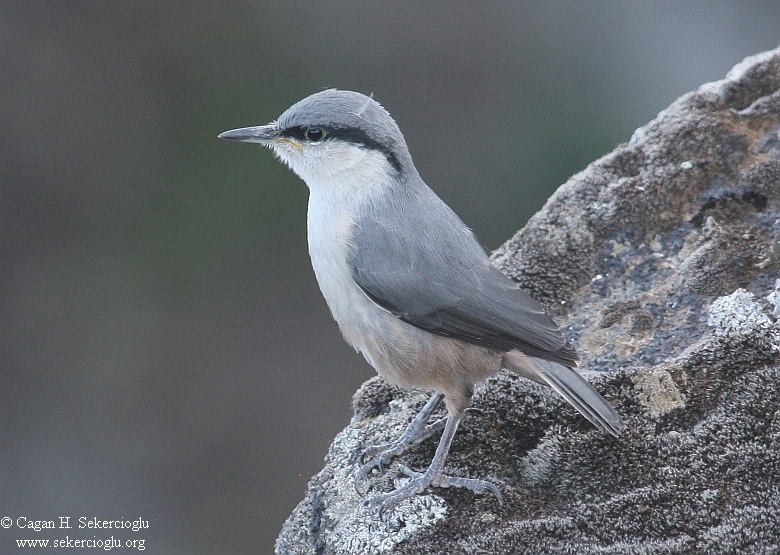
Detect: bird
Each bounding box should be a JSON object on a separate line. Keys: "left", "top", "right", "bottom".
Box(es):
{"left": 218, "top": 89, "right": 624, "bottom": 514}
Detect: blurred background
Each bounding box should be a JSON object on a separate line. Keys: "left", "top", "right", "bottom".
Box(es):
{"left": 1, "top": 1, "right": 777, "bottom": 552}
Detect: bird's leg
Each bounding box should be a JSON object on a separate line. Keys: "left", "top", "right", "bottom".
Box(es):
{"left": 355, "top": 392, "right": 444, "bottom": 493}
{"left": 367, "top": 406, "right": 503, "bottom": 517}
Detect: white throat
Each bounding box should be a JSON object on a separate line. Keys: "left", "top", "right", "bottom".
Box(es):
{"left": 283, "top": 144, "right": 397, "bottom": 357}
{"left": 271, "top": 141, "right": 395, "bottom": 192}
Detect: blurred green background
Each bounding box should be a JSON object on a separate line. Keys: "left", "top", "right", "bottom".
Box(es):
{"left": 1, "top": 1, "right": 777, "bottom": 552}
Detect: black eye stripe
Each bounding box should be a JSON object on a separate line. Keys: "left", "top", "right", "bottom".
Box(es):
{"left": 280, "top": 125, "right": 402, "bottom": 173}
{"left": 281, "top": 126, "right": 311, "bottom": 142}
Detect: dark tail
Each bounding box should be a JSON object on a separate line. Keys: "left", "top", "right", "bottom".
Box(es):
{"left": 505, "top": 352, "right": 624, "bottom": 436}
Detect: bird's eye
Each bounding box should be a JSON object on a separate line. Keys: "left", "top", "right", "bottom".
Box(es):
{"left": 304, "top": 127, "right": 325, "bottom": 142}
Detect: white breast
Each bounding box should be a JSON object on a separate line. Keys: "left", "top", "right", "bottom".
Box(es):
{"left": 303, "top": 149, "right": 399, "bottom": 364}
{"left": 295, "top": 146, "right": 501, "bottom": 401}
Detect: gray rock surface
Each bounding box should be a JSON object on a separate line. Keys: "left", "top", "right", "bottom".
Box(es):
{"left": 276, "top": 47, "right": 780, "bottom": 554}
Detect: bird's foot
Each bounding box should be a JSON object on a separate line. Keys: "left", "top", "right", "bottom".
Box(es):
{"left": 367, "top": 465, "right": 503, "bottom": 518}
{"left": 355, "top": 417, "right": 447, "bottom": 493}
{"left": 355, "top": 406, "right": 482, "bottom": 494}
{"left": 355, "top": 440, "right": 406, "bottom": 494}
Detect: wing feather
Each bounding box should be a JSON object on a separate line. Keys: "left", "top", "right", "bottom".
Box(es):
{"left": 349, "top": 186, "right": 578, "bottom": 367}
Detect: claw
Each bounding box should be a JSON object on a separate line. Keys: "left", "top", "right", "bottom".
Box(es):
{"left": 368, "top": 464, "right": 503, "bottom": 516}
{"left": 354, "top": 468, "right": 369, "bottom": 495}
{"left": 354, "top": 442, "right": 403, "bottom": 494}
{"left": 361, "top": 401, "right": 503, "bottom": 516}
{"left": 355, "top": 392, "right": 445, "bottom": 494}
{"left": 377, "top": 499, "right": 389, "bottom": 521}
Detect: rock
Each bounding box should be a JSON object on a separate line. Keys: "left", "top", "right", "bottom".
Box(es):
{"left": 276, "top": 47, "right": 780, "bottom": 554}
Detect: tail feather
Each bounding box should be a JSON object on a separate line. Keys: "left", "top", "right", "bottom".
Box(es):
{"left": 505, "top": 352, "right": 624, "bottom": 436}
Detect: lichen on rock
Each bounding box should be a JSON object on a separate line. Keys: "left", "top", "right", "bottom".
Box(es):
{"left": 277, "top": 47, "right": 780, "bottom": 554}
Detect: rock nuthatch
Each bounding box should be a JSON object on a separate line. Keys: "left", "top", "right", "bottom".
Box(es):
{"left": 219, "top": 89, "right": 624, "bottom": 513}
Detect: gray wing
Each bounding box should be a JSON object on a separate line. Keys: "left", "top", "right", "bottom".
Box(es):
{"left": 348, "top": 186, "right": 578, "bottom": 367}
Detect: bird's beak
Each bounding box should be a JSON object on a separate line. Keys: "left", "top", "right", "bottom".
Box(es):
{"left": 218, "top": 124, "right": 280, "bottom": 144}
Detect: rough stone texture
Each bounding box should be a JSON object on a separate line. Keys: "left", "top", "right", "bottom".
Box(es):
{"left": 276, "top": 48, "right": 780, "bottom": 554}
